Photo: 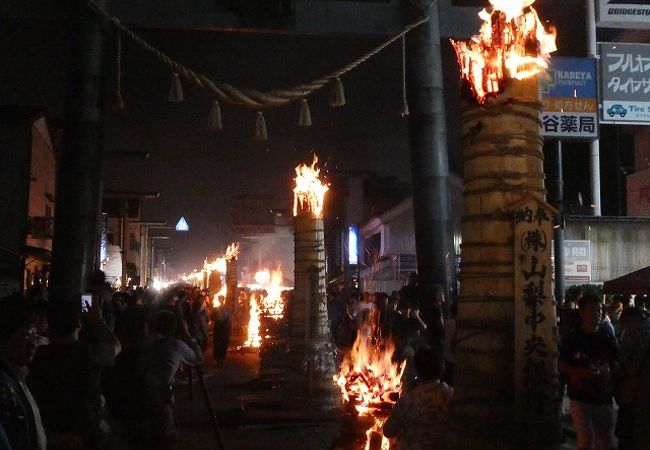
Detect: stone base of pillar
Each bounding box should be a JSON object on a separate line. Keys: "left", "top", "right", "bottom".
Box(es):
{"left": 282, "top": 340, "right": 341, "bottom": 411}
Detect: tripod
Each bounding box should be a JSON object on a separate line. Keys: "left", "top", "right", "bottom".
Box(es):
{"left": 196, "top": 365, "right": 226, "bottom": 450}
{"left": 177, "top": 300, "right": 225, "bottom": 450}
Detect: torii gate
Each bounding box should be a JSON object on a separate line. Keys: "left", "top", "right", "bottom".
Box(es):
{"left": 3, "top": 0, "right": 479, "bottom": 301}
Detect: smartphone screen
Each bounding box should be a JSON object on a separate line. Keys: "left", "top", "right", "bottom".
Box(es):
{"left": 81, "top": 294, "right": 93, "bottom": 313}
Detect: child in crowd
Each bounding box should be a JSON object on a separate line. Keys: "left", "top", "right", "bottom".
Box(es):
{"left": 383, "top": 347, "right": 453, "bottom": 450}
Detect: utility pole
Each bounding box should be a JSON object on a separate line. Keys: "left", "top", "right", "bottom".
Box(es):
{"left": 405, "top": 0, "right": 452, "bottom": 295}
{"left": 554, "top": 141, "right": 566, "bottom": 307}
{"left": 586, "top": 0, "right": 601, "bottom": 216}
{"left": 50, "top": 0, "right": 107, "bottom": 302}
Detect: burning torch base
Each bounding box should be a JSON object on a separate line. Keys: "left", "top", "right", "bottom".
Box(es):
{"left": 282, "top": 340, "right": 341, "bottom": 412}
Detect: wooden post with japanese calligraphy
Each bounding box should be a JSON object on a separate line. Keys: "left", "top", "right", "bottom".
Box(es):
{"left": 449, "top": 2, "right": 561, "bottom": 447}
{"left": 450, "top": 77, "right": 561, "bottom": 450}
{"left": 513, "top": 195, "right": 559, "bottom": 445}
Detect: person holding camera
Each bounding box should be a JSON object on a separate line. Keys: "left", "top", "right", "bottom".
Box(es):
{"left": 134, "top": 310, "right": 203, "bottom": 450}
{"left": 26, "top": 294, "right": 121, "bottom": 449}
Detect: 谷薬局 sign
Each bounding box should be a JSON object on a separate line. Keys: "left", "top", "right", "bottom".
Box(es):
{"left": 540, "top": 57, "right": 599, "bottom": 140}
{"left": 600, "top": 43, "right": 650, "bottom": 124}
{"left": 597, "top": 0, "right": 650, "bottom": 30}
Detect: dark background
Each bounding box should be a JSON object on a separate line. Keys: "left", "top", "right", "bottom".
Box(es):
{"left": 0, "top": 0, "right": 632, "bottom": 274}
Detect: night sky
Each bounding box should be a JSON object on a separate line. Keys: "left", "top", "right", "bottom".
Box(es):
{"left": 1, "top": 0, "right": 632, "bottom": 274}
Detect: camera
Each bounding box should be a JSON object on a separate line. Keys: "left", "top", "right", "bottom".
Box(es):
{"left": 81, "top": 294, "right": 93, "bottom": 313}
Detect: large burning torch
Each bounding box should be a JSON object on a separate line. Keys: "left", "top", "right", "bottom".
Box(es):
{"left": 450, "top": 1, "right": 559, "bottom": 448}
{"left": 284, "top": 154, "right": 340, "bottom": 410}
{"left": 224, "top": 242, "right": 239, "bottom": 314}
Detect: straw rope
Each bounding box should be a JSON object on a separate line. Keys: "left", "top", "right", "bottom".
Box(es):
{"left": 86, "top": 0, "right": 428, "bottom": 109}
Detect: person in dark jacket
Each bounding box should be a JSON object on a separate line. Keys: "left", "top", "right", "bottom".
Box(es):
{"left": 211, "top": 298, "right": 231, "bottom": 367}
{"left": 0, "top": 294, "right": 46, "bottom": 450}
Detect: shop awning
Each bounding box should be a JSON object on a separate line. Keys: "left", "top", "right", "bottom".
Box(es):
{"left": 603, "top": 266, "right": 650, "bottom": 295}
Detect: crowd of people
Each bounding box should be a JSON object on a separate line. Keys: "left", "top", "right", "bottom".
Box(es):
{"left": 326, "top": 274, "right": 456, "bottom": 450}
{"left": 3, "top": 269, "right": 650, "bottom": 450}
{"left": 559, "top": 290, "right": 650, "bottom": 450}
{"left": 0, "top": 271, "right": 230, "bottom": 450}
{"left": 329, "top": 276, "right": 650, "bottom": 450}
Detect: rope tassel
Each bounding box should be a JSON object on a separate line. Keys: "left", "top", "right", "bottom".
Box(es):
{"left": 113, "top": 31, "right": 124, "bottom": 110}
{"left": 207, "top": 100, "right": 223, "bottom": 131}
{"left": 296, "top": 99, "right": 312, "bottom": 127}
{"left": 329, "top": 77, "right": 346, "bottom": 107}
{"left": 254, "top": 111, "right": 268, "bottom": 141}
{"left": 168, "top": 73, "right": 184, "bottom": 102}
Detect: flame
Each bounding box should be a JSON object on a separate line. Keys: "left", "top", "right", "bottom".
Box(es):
{"left": 181, "top": 270, "right": 204, "bottom": 284}
{"left": 335, "top": 320, "right": 405, "bottom": 450}
{"left": 225, "top": 242, "right": 239, "bottom": 261}
{"left": 204, "top": 257, "right": 226, "bottom": 274}
{"left": 243, "top": 293, "right": 262, "bottom": 348}
{"left": 212, "top": 284, "right": 227, "bottom": 308}
{"left": 452, "top": 0, "right": 556, "bottom": 103}
{"left": 293, "top": 154, "right": 329, "bottom": 218}
{"left": 247, "top": 266, "right": 290, "bottom": 320}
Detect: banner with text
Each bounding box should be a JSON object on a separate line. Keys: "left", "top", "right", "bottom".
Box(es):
{"left": 597, "top": 0, "right": 650, "bottom": 30}
{"left": 541, "top": 57, "right": 598, "bottom": 140}
{"left": 563, "top": 240, "right": 592, "bottom": 283}
{"left": 600, "top": 42, "right": 650, "bottom": 124}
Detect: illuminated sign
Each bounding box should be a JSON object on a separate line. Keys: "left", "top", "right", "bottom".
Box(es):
{"left": 600, "top": 43, "right": 650, "bottom": 124}
{"left": 348, "top": 226, "right": 358, "bottom": 265}
{"left": 540, "top": 57, "right": 599, "bottom": 140}
{"left": 175, "top": 216, "right": 190, "bottom": 232}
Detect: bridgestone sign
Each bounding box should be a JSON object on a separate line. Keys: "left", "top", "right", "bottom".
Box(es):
{"left": 597, "top": 0, "right": 650, "bottom": 29}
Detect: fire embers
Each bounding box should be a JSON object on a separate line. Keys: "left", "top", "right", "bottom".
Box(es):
{"left": 335, "top": 320, "right": 405, "bottom": 450}
{"left": 451, "top": 0, "right": 556, "bottom": 103}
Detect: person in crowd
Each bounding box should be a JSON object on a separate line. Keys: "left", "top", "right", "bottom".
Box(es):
{"left": 399, "top": 273, "right": 420, "bottom": 310}
{"left": 0, "top": 294, "right": 47, "bottom": 450}
{"left": 27, "top": 295, "right": 121, "bottom": 449}
{"left": 89, "top": 270, "right": 115, "bottom": 332}
{"left": 136, "top": 310, "right": 203, "bottom": 449}
{"left": 211, "top": 298, "right": 231, "bottom": 367}
{"left": 327, "top": 285, "right": 345, "bottom": 345}
{"left": 105, "top": 293, "right": 149, "bottom": 424}
{"left": 26, "top": 286, "right": 48, "bottom": 304}
{"left": 603, "top": 299, "right": 623, "bottom": 339}
{"left": 396, "top": 300, "right": 428, "bottom": 356}
{"left": 420, "top": 284, "right": 447, "bottom": 351}
{"left": 616, "top": 307, "right": 650, "bottom": 450}
{"left": 380, "top": 292, "right": 400, "bottom": 342}
{"left": 383, "top": 347, "right": 453, "bottom": 450}
{"left": 190, "top": 291, "right": 210, "bottom": 351}
{"left": 26, "top": 299, "right": 49, "bottom": 348}
{"left": 559, "top": 294, "right": 619, "bottom": 450}
{"left": 114, "top": 293, "right": 147, "bottom": 349}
